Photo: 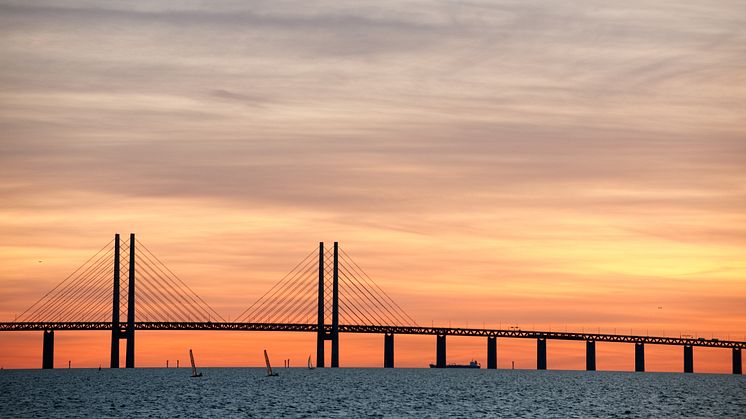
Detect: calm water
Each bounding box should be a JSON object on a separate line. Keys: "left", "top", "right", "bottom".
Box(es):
{"left": 1, "top": 368, "right": 744, "bottom": 417}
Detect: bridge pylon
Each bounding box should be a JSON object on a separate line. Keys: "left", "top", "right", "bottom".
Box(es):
{"left": 316, "top": 242, "right": 340, "bottom": 368}
{"left": 316, "top": 242, "right": 325, "bottom": 368}
{"left": 110, "top": 233, "right": 136, "bottom": 368}
{"left": 110, "top": 234, "right": 120, "bottom": 368}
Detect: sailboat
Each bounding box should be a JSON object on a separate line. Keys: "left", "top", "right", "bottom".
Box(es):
{"left": 307, "top": 355, "right": 315, "bottom": 370}
{"left": 264, "top": 350, "right": 279, "bottom": 377}
{"left": 189, "top": 349, "right": 203, "bottom": 377}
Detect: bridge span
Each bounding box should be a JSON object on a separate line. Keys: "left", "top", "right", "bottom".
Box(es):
{"left": 1, "top": 321, "right": 743, "bottom": 373}
{"left": 1, "top": 234, "right": 743, "bottom": 374}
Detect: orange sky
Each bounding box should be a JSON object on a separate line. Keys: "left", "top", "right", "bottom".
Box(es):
{"left": 0, "top": 1, "right": 745, "bottom": 371}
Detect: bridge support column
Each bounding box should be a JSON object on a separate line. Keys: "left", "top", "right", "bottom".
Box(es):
{"left": 487, "top": 336, "right": 497, "bottom": 369}
{"left": 733, "top": 348, "right": 742, "bottom": 375}
{"left": 331, "top": 242, "right": 339, "bottom": 368}
{"left": 537, "top": 338, "right": 547, "bottom": 370}
{"left": 316, "top": 242, "right": 325, "bottom": 368}
{"left": 436, "top": 334, "right": 446, "bottom": 368}
{"left": 110, "top": 233, "right": 120, "bottom": 368}
{"left": 125, "top": 233, "right": 136, "bottom": 368}
{"left": 586, "top": 340, "right": 596, "bottom": 371}
{"left": 42, "top": 329, "right": 54, "bottom": 369}
{"left": 384, "top": 333, "right": 394, "bottom": 368}
{"left": 635, "top": 343, "right": 645, "bottom": 372}
{"left": 684, "top": 345, "right": 693, "bottom": 373}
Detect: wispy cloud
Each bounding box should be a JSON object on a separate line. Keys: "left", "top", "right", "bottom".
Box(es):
{"left": 0, "top": 0, "right": 745, "bottom": 367}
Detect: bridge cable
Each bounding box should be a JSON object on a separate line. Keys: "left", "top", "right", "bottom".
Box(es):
{"left": 27, "top": 250, "right": 114, "bottom": 322}
{"left": 288, "top": 291, "right": 320, "bottom": 324}
{"left": 14, "top": 238, "right": 114, "bottom": 322}
{"left": 136, "top": 241, "right": 224, "bottom": 322}
{"left": 338, "top": 299, "right": 374, "bottom": 325}
{"left": 137, "top": 267, "right": 198, "bottom": 322}
{"left": 137, "top": 271, "right": 188, "bottom": 322}
{"left": 338, "top": 262, "right": 403, "bottom": 325}
{"left": 132, "top": 291, "right": 162, "bottom": 322}
{"left": 54, "top": 280, "right": 109, "bottom": 323}
{"left": 337, "top": 267, "right": 387, "bottom": 325}
{"left": 337, "top": 287, "right": 378, "bottom": 325}
{"left": 339, "top": 248, "right": 416, "bottom": 325}
{"left": 236, "top": 248, "right": 318, "bottom": 322}
{"left": 337, "top": 269, "right": 391, "bottom": 326}
{"left": 136, "top": 253, "right": 205, "bottom": 320}
{"left": 337, "top": 262, "right": 405, "bottom": 326}
{"left": 253, "top": 262, "right": 318, "bottom": 323}
{"left": 241, "top": 257, "right": 317, "bottom": 323}
{"left": 137, "top": 257, "right": 207, "bottom": 322}
{"left": 233, "top": 247, "right": 317, "bottom": 322}
{"left": 23, "top": 245, "right": 114, "bottom": 322}
{"left": 340, "top": 248, "right": 418, "bottom": 326}
{"left": 339, "top": 274, "right": 386, "bottom": 326}
{"left": 136, "top": 248, "right": 214, "bottom": 321}
{"left": 29, "top": 244, "right": 114, "bottom": 321}
{"left": 63, "top": 273, "right": 114, "bottom": 322}
{"left": 251, "top": 264, "right": 316, "bottom": 322}
{"left": 136, "top": 240, "right": 226, "bottom": 322}
{"left": 284, "top": 276, "right": 320, "bottom": 323}
{"left": 266, "top": 271, "right": 318, "bottom": 323}
{"left": 338, "top": 251, "right": 410, "bottom": 326}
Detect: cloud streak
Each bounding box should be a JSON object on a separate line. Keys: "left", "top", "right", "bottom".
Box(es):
{"left": 0, "top": 0, "right": 745, "bottom": 368}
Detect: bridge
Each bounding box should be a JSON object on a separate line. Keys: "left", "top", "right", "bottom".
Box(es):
{"left": 1, "top": 234, "right": 743, "bottom": 374}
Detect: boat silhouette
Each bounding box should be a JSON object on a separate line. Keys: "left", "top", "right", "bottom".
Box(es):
{"left": 264, "top": 350, "right": 279, "bottom": 377}
{"left": 189, "top": 349, "right": 203, "bottom": 377}
{"left": 429, "top": 360, "right": 481, "bottom": 369}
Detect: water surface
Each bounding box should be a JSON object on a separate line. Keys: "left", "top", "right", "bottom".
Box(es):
{"left": 1, "top": 368, "right": 744, "bottom": 417}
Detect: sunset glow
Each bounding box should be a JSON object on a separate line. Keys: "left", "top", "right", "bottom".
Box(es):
{"left": 1, "top": 1, "right": 745, "bottom": 373}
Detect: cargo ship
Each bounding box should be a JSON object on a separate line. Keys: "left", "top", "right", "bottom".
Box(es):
{"left": 429, "top": 360, "right": 481, "bottom": 368}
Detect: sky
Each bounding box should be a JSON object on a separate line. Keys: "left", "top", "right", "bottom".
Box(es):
{"left": 0, "top": 0, "right": 745, "bottom": 372}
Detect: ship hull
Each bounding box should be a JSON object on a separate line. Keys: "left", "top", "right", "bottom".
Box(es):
{"left": 429, "top": 363, "right": 480, "bottom": 369}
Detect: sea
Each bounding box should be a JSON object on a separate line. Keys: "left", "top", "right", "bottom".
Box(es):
{"left": 1, "top": 368, "right": 744, "bottom": 418}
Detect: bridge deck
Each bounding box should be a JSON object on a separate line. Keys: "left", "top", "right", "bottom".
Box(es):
{"left": 1, "top": 322, "right": 742, "bottom": 349}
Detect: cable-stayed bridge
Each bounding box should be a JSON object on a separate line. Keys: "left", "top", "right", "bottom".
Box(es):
{"left": 0, "top": 234, "right": 743, "bottom": 374}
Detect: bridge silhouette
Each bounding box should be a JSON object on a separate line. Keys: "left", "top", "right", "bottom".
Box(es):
{"left": 1, "top": 234, "right": 743, "bottom": 374}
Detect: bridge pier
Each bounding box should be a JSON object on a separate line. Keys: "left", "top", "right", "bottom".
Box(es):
{"left": 384, "top": 333, "right": 394, "bottom": 368}
{"left": 537, "top": 338, "right": 547, "bottom": 370}
{"left": 635, "top": 343, "right": 645, "bottom": 372}
{"left": 586, "top": 340, "right": 596, "bottom": 371}
{"left": 436, "top": 334, "right": 446, "bottom": 368}
{"left": 487, "top": 336, "right": 497, "bottom": 369}
{"left": 42, "top": 329, "right": 54, "bottom": 369}
{"left": 684, "top": 345, "right": 693, "bottom": 373}
{"left": 734, "top": 348, "right": 742, "bottom": 375}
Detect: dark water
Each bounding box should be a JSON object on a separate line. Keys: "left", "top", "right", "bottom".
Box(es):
{"left": 1, "top": 368, "right": 744, "bottom": 417}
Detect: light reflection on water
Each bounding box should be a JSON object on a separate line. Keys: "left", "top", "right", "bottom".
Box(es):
{"left": 1, "top": 368, "right": 744, "bottom": 417}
